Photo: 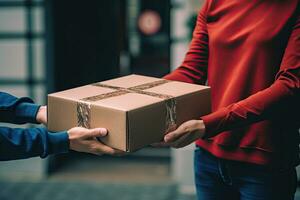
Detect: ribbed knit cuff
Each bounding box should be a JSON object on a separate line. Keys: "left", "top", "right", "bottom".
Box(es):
{"left": 201, "top": 107, "right": 228, "bottom": 138}
{"left": 15, "top": 102, "right": 41, "bottom": 124}
{"left": 48, "top": 131, "right": 69, "bottom": 155}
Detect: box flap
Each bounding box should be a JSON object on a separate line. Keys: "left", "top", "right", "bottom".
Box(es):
{"left": 100, "top": 74, "right": 161, "bottom": 88}
{"left": 49, "top": 85, "right": 115, "bottom": 101}
{"left": 144, "top": 81, "right": 210, "bottom": 97}
{"left": 92, "top": 93, "right": 162, "bottom": 111}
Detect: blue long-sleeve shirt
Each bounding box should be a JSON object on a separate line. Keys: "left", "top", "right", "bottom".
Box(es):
{"left": 0, "top": 92, "right": 69, "bottom": 161}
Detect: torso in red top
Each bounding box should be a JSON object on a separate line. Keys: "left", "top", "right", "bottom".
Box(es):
{"left": 165, "top": 0, "right": 300, "bottom": 167}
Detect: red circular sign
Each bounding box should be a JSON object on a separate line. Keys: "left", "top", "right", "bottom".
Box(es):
{"left": 138, "top": 10, "right": 162, "bottom": 35}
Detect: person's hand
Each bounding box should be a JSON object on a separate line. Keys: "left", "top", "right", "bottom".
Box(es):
{"left": 67, "top": 127, "right": 125, "bottom": 156}
{"left": 36, "top": 105, "right": 47, "bottom": 126}
{"left": 160, "top": 120, "right": 206, "bottom": 148}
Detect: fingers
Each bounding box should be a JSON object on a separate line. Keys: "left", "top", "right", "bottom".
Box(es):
{"left": 162, "top": 120, "right": 206, "bottom": 148}
{"left": 69, "top": 127, "right": 127, "bottom": 156}
{"left": 84, "top": 128, "right": 108, "bottom": 139}
{"left": 171, "top": 133, "right": 198, "bottom": 148}
{"left": 89, "top": 140, "right": 125, "bottom": 156}
{"left": 86, "top": 129, "right": 125, "bottom": 155}
{"left": 165, "top": 124, "right": 177, "bottom": 134}
{"left": 164, "top": 127, "right": 185, "bottom": 143}
{"left": 151, "top": 142, "right": 171, "bottom": 148}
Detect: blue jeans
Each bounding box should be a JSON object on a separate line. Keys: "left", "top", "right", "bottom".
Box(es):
{"left": 194, "top": 147, "right": 297, "bottom": 200}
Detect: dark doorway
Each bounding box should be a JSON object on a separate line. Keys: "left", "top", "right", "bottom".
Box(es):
{"left": 45, "top": 0, "right": 127, "bottom": 172}
{"left": 46, "top": 0, "right": 125, "bottom": 92}
{"left": 45, "top": 0, "right": 171, "bottom": 174}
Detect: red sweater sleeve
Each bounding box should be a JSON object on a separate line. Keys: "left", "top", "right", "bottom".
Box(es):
{"left": 164, "top": 1, "right": 209, "bottom": 85}
{"left": 202, "top": 14, "right": 300, "bottom": 138}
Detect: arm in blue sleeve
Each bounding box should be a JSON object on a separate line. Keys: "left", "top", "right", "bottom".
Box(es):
{"left": 0, "top": 92, "right": 41, "bottom": 124}
{"left": 0, "top": 127, "right": 69, "bottom": 161}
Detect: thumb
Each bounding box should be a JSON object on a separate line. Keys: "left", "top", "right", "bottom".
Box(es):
{"left": 85, "top": 128, "right": 108, "bottom": 138}
{"left": 164, "top": 130, "right": 180, "bottom": 143}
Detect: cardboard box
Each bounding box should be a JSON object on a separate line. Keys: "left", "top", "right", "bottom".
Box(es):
{"left": 48, "top": 74, "right": 211, "bottom": 152}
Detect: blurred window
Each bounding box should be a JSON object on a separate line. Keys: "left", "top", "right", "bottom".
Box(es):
{"left": 0, "top": 0, "right": 45, "bottom": 106}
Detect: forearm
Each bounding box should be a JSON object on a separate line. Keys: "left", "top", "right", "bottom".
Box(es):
{"left": 203, "top": 12, "right": 300, "bottom": 138}
{"left": 202, "top": 68, "right": 300, "bottom": 138}
{"left": 0, "top": 92, "right": 40, "bottom": 124}
{"left": 0, "top": 127, "right": 69, "bottom": 161}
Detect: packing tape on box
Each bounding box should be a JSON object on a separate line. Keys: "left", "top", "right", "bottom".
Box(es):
{"left": 76, "top": 79, "right": 177, "bottom": 132}
{"left": 77, "top": 101, "right": 91, "bottom": 129}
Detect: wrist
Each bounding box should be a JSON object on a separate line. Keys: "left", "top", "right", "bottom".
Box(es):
{"left": 15, "top": 102, "right": 41, "bottom": 124}
{"left": 36, "top": 106, "right": 46, "bottom": 124}
{"left": 196, "top": 120, "right": 206, "bottom": 138}
{"left": 36, "top": 106, "right": 42, "bottom": 123}
{"left": 48, "top": 131, "right": 70, "bottom": 154}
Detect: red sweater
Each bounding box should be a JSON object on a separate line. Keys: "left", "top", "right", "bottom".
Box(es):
{"left": 165, "top": 0, "right": 300, "bottom": 167}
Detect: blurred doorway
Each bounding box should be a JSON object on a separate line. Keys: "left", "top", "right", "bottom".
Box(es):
{"left": 45, "top": 0, "right": 171, "bottom": 174}
{"left": 45, "top": 0, "right": 124, "bottom": 92}
{"left": 125, "top": 0, "right": 171, "bottom": 77}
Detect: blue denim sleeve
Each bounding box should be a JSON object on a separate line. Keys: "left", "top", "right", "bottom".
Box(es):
{"left": 0, "top": 127, "right": 69, "bottom": 161}
{"left": 0, "top": 92, "right": 41, "bottom": 124}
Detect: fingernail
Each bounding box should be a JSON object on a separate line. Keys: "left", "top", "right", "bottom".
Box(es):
{"left": 164, "top": 136, "right": 169, "bottom": 142}
{"left": 98, "top": 128, "right": 108, "bottom": 136}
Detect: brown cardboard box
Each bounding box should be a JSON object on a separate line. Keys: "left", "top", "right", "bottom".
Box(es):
{"left": 48, "top": 74, "right": 211, "bottom": 152}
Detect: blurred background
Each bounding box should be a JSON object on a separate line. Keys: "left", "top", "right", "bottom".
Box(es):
{"left": 0, "top": 0, "right": 203, "bottom": 199}
{"left": 0, "top": 1, "right": 299, "bottom": 200}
